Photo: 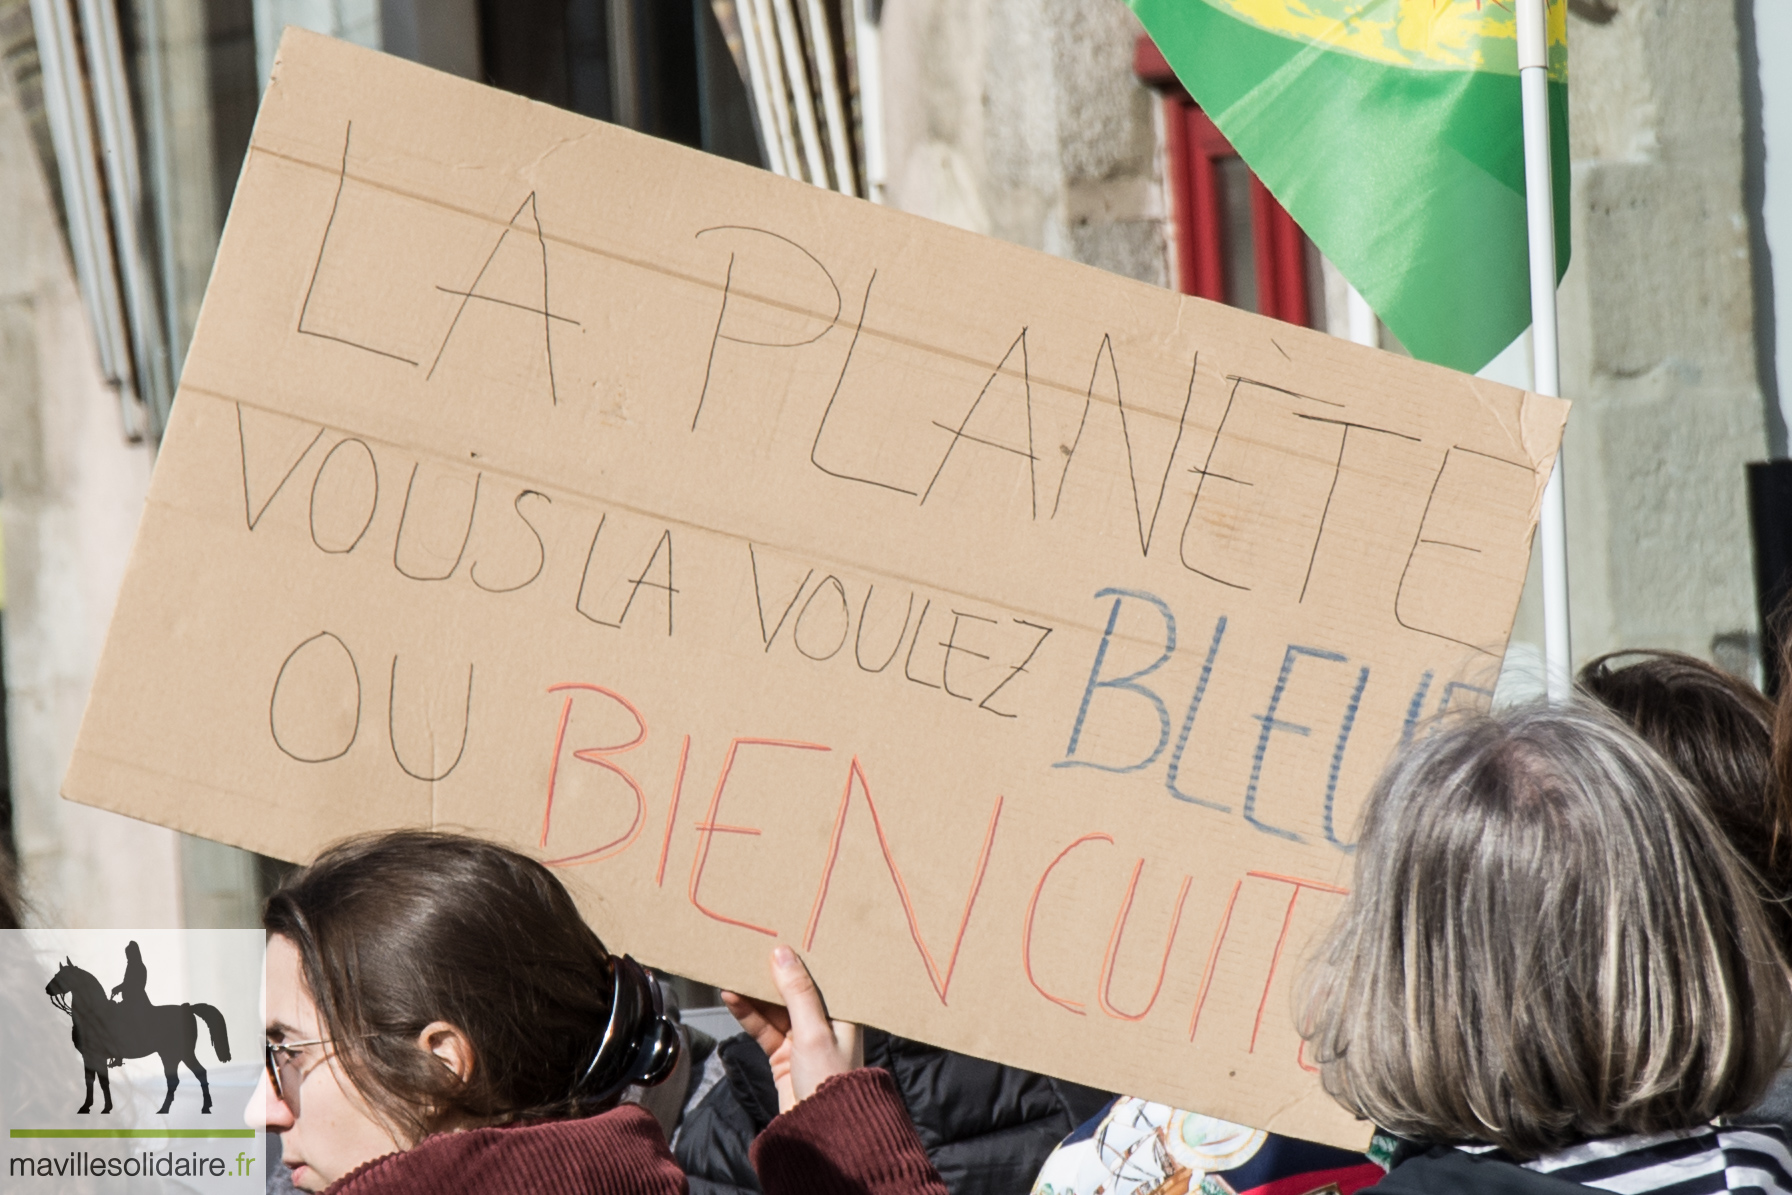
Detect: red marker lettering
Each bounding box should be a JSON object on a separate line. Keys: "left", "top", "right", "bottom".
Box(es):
{"left": 540, "top": 683, "right": 649, "bottom": 867}
{"left": 688, "top": 737, "right": 831, "bottom": 936}
{"left": 804, "top": 756, "right": 1002, "bottom": 1004}
{"left": 1096, "top": 861, "right": 1192, "bottom": 1022}
{"left": 1021, "top": 832, "right": 1114, "bottom": 1015}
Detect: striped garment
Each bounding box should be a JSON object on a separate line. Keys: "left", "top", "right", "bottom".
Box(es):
{"left": 1461, "top": 1126, "right": 1792, "bottom": 1194}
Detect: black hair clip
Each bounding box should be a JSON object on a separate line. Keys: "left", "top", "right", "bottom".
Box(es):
{"left": 575, "top": 954, "right": 680, "bottom": 1105}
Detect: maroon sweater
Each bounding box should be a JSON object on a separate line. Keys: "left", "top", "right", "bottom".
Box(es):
{"left": 322, "top": 1069, "right": 940, "bottom": 1195}
{"left": 752, "top": 1070, "right": 949, "bottom": 1195}
{"left": 327, "top": 1104, "right": 687, "bottom": 1195}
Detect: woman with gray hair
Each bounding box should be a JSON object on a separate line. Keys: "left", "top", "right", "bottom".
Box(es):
{"left": 1301, "top": 704, "right": 1792, "bottom": 1193}
{"left": 725, "top": 704, "right": 1792, "bottom": 1195}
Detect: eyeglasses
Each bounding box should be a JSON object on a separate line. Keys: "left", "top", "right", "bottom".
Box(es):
{"left": 264, "top": 1038, "right": 329, "bottom": 1101}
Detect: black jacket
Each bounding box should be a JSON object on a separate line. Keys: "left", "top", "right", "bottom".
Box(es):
{"left": 1369, "top": 1144, "right": 1608, "bottom": 1195}
{"left": 673, "top": 1029, "right": 1112, "bottom": 1195}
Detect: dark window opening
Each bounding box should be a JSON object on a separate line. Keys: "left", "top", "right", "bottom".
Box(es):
{"left": 479, "top": 0, "right": 760, "bottom": 166}
{"left": 205, "top": 0, "right": 261, "bottom": 230}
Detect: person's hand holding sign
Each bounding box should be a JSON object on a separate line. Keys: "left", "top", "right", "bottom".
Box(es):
{"left": 723, "top": 946, "right": 864, "bottom": 1114}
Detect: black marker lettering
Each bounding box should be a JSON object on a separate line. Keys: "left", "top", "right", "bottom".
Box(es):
{"left": 296, "top": 121, "right": 421, "bottom": 365}
{"left": 1291, "top": 414, "right": 1419, "bottom": 603}
{"left": 309, "top": 438, "right": 379, "bottom": 555}
{"left": 903, "top": 600, "right": 943, "bottom": 690}
{"left": 810, "top": 270, "right": 919, "bottom": 495}
{"left": 428, "top": 192, "right": 577, "bottom": 404}
{"left": 471, "top": 489, "right": 552, "bottom": 594}
{"left": 238, "top": 404, "right": 324, "bottom": 532}
{"left": 269, "top": 632, "right": 361, "bottom": 763}
{"left": 980, "top": 620, "right": 1053, "bottom": 719}
{"left": 393, "top": 465, "right": 482, "bottom": 582}
{"left": 853, "top": 586, "right": 914, "bottom": 674}
{"left": 922, "top": 328, "right": 1037, "bottom": 517}
{"left": 940, "top": 611, "right": 995, "bottom": 701}
{"left": 691, "top": 226, "right": 841, "bottom": 430}
{"left": 1053, "top": 338, "right": 1196, "bottom": 559}
{"left": 793, "top": 576, "right": 851, "bottom": 661}
{"left": 387, "top": 655, "right": 473, "bottom": 783}
{"left": 749, "top": 544, "right": 813, "bottom": 652}
{"left": 576, "top": 523, "right": 676, "bottom": 635}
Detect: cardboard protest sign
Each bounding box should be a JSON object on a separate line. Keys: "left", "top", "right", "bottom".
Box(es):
{"left": 65, "top": 30, "right": 1567, "bottom": 1146}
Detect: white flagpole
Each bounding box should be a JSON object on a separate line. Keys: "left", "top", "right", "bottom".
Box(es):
{"left": 1345, "top": 284, "right": 1377, "bottom": 347}
{"left": 1517, "top": 0, "right": 1571, "bottom": 701}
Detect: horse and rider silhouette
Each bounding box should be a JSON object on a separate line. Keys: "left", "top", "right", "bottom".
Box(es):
{"left": 44, "top": 942, "right": 231, "bottom": 1115}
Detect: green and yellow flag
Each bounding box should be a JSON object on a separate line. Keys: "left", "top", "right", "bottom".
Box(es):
{"left": 1131, "top": 0, "right": 1568, "bottom": 374}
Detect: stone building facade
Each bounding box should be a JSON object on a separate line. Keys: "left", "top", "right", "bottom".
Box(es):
{"left": 879, "top": 0, "right": 1784, "bottom": 693}
{"left": 0, "top": 0, "right": 1785, "bottom": 924}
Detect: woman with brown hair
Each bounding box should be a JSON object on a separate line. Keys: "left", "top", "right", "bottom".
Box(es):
{"left": 1580, "top": 649, "right": 1792, "bottom": 948}
{"left": 248, "top": 830, "right": 682, "bottom": 1194}
{"left": 1580, "top": 649, "right": 1792, "bottom": 1130}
